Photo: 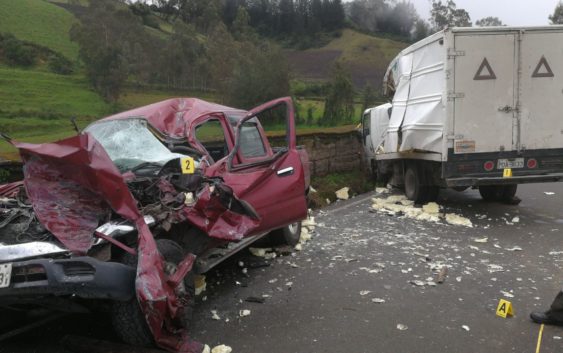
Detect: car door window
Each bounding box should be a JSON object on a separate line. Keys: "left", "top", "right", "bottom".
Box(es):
{"left": 239, "top": 119, "right": 267, "bottom": 158}
{"left": 194, "top": 119, "right": 229, "bottom": 162}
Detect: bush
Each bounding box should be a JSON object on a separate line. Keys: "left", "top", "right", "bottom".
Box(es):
{"left": 1, "top": 34, "right": 37, "bottom": 67}
{"left": 47, "top": 54, "right": 74, "bottom": 75}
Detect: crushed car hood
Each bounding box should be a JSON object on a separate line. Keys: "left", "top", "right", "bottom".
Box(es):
{"left": 9, "top": 133, "right": 216, "bottom": 352}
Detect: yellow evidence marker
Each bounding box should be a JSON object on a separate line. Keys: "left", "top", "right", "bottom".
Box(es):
{"left": 496, "top": 299, "right": 514, "bottom": 318}
{"left": 180, "top": 156, "right": 195, "bottom": 174}
{"left": 503, "top": 168, "right": 513, "bottom": 178}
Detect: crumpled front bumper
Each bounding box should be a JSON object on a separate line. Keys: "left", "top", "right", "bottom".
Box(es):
{"left": 0, "top": 256, "right": 136, "bottom": 304}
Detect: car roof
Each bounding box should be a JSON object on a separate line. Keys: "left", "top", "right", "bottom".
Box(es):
{"left": 98, "top": 98, "right": 247, "bottom": 138}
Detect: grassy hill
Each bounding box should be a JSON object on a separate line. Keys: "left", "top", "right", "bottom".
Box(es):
{"left": 286, "top": 29, "right": 408, "bottom": 88}
{"left": 0, "top": 0, "right": 79, "bottom": 60}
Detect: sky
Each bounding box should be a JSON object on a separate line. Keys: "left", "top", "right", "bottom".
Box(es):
{"left": 408, "top": 0, "right": 557, "bottom": 26}
{"left": 343, "top": 0, "right": 559, "bottom": 26}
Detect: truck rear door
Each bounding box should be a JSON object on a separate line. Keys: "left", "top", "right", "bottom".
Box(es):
{"left": 519, "top": 30, "right": 563, "bottom": 151}
{"left": 453, "top": 32, "right": 517, "bottom": 153}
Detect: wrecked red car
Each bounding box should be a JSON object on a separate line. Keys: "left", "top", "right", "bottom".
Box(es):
{"left": 0, "top": 97, "right": 310, "bottom": 352}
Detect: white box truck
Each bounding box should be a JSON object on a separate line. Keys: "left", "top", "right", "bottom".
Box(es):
{"left": 362, "top": 26, "right": 563, "bottom": 203}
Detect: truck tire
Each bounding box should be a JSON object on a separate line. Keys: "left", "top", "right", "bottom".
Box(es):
{"left": 479, "top": 185, "right": 518, "bottom": 203}
{"left": 112, "top": 239, "right": 195, "bottom": 347}
{"left": 426, "top": 186, "right": 440, "bottom": 202}
{"left": 404, "top": 164, "right": 428, "bottom": 204}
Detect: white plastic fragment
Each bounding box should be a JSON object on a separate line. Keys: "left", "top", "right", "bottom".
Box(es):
{"left": 410, "top": 280, "right": 426, "bottom": 286}
{"left": 335, "top": 187, "right": 350, "bottom": 200}
{"left": 211, "top": 310, "right": 221, "bottom": 320}
{"left": 544, "top": 192, "right": 555, "bottom": 195}
{"left": 372, "top": 298, "right": 386, "bottom": 303}
{"left": 500, "top": 290, "right": 514, "bottom": 298}
{"left": 202, "top": 345, "right": 211, "bottom": 353}
{"left": 506, "top": 246, "right": 522, "bottom": 251}
{"left": 487, "top": 264, "right": 504, "bottom": 273}
{"left": 360, "top": 290, "right": 371, "bottom": 296}
{"left": 511, "top": 216, "right": 520, "bottom": 223}
{"left": 239, "top": 309, "right": 251, "bottom": 317}
{"left": 396, "top": 324, "right": 408, "bottom": 331}
{"left": 211, "top": 345, "right": 233, "bottom": 353}
{"left": 445, "top": 213, "right": 473, "bottom": 227}
{"left": 473, "top": 237, "right": 488, "bottom": 243}
{"left": 462, "top": 325, "right": 470, "bottom": 331}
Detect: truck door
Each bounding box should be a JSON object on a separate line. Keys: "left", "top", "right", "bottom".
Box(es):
{"left": 519, "top": 30, "right": 563, "bottom": 151}
{"left": 453, "top": 33, "right": 516, "bottom": 153}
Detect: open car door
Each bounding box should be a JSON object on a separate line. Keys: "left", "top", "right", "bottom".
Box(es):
{"left": 221, "top": 97, "right": 308, "bottom": 235}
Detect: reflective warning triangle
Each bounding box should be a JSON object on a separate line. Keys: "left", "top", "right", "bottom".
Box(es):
{"left": 473, "top": 58, "right": 496, "bottom": 80}
{"left": 532, "top": 55, "right": 554, "bottom": 78}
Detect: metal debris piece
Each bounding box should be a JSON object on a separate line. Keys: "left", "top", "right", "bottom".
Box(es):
{"left": 245, "top": 296, "right": 265, "bottom": 304}
{"left": 436, "top": 266, "right": 448, "bottom": 283}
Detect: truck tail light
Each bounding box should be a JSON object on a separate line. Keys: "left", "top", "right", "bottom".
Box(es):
{"left": 527, "top": 158, "right": 537, "bottom": 169}
{"left": 484, "top": 161, "right": 495, "bottom": 171}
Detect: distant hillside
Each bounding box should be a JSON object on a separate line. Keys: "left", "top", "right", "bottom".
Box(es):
{"left": 286, "top": 29, "right": 408, "bottom": 89}
{"left": 0, "top": 0, "right": 79, "bottom": 59}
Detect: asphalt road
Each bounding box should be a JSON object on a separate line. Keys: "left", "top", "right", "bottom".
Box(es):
{"left": 3, "top": 183, "right": 563, "bottom": 353}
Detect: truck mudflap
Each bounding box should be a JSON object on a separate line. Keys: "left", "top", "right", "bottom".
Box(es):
{"left": 0, "top": 257, "right": 136, "bottom": 302}
{"left": 446, "top": 173, "right": 563, "bottom": 188}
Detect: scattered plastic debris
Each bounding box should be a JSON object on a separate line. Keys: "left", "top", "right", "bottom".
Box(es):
{"left": 473, "top": 237, "right": 488, "bottom": 243}
{"left": 462, "top": 325, "right": 470, "bottom": 331}
{"left": 506, "top": 246, "right": 523, "bottom": 252}
{"left": 239, "top": 310, "right": 251, "bottom": 317}
{"left": 410, "top": 280, "right": 426, "bottom": 286}
{"left": 372, "top": 298, "right": 386, "bottom": 303}
{"left": 544, "top": 192, "right": 555, "bottom": 195}
{"left": 511, "top": 216, "right": 520, "bottom": 223}
{"left": 211, "top": 344, "right": 233, "bottom": 353}
{"left": 360, "top": 290, "right": 371, "bottom": 296}
{"left": 500, "top": 290, "right": 514, "bottom": 298}
{"left": 211, "top": 310, "right": 221, "bottom": 321}
{"left": 487, "top": 264, "right": 505, "bottom": 273}
{"left": 396, "top": 324, "right": 408, "bottom": 331}
{"left": 336, "top": 187, "right": 350, "bottom": 200}
{"left": 445, "top": 213, "right": 473, "bottom": 227}
{"left": 195, "top": 275, "right": 207, "bottom": 296}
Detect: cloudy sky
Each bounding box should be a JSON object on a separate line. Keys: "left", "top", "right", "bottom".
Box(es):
{"left": 410, "top": 0, "right": 558, "bottom": 26}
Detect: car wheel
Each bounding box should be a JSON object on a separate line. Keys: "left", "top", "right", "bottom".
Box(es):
{"left": 404, "top": 164, "right": 427, "bottom": 204}
{"left": 111, "top": 239, "right": 195, "bottom": 347}
{"left": 264, "top": 222, "right": 302, "bottom": 247}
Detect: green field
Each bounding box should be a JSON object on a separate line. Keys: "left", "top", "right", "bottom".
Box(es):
{"left": 0, "top": 0, "right": 79, "bottom": 59}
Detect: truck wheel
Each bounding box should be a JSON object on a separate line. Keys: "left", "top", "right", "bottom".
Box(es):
{"left": 426, "top": 186, "right": 440, "bottom": 202}
{"left": 267, "top": 222, "right": 302, "bottom": 247}
{"left": 112, "top": 239, "right": 195, "bottom": 347}
{"left": 500, "top": 184, "right": 520, "bottom": 204}
{"left": 404, "top": 165, "right": 427, "bottom": 204}
{"left": 478, "top": 185, "right": 500, "bottom": 201}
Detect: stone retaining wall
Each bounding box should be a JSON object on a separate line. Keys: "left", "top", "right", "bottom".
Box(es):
{"left": 271, "top": 130, "right": 365, "bottom": 177}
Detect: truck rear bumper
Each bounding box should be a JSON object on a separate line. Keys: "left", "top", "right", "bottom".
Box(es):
{"left": 0, "top": 257, "right": 136, "bottom": 305}
{"left": 446, "top": 173, "right": 563, "bottom": 187}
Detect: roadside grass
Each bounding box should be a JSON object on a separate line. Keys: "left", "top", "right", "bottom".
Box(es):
{"left": 309, "top": 170, "right": 375, "bottom": 208}
{"left": 0, "top": 0, "right": 79, "bottom": 60}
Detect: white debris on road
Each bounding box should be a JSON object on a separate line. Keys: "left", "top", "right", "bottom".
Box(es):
{"left": 372, "top": 298, "right": 386, "bottom": 303}
{"left": 360, "top": 290, "right": 371, "bottom": 296}
{"left": 396, "top": 324, "right": 408, "bottom": 331}
{"left": 211, "top": 310, "right": 221, "bottom": 321}
{"left": 506, "top": 246, "right": 523, "bottom": 252}
{"left": 371, "top": 195, "right": 472, "bottom": 227}
{"left": 195, "top": 275, "right": 207, "bottom": 296}
{"left": 211, "top": 345, "right": 233, "bottom": 353}
{"left": 473, "top": 237, "right": 488, "bottom": 243}
{"left": 335, "top": 187, "right": 350, "bottom": 200}
{"left": 500, "top": 290, "right": 514, "bottom": 298}
{"left": 544, "top": 192, "right": 555, "bottom": 195}
{"left": 461, "top": 325, "right": 470, "bottom": 331}
{"left": 239, "top": 309, "right": 251, "bottom": 317}
{"left": 487, "top": 264, "right": 505, "bottom": 273}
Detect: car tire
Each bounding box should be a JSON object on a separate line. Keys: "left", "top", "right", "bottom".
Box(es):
{"left": 404, "top": 164, "right": 427, "bottom": 204}
{"left": 111, "top": 239, "right": 195, "bottom": 347}
{"left": 265, "top": 222, "right": 302, "bottom": 247}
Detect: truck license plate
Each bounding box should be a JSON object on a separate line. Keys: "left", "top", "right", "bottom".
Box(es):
{"left": 497, "top": 158, "right": 524, "bottom": 169}
{"left": 0, "top": 263, "right": 12, "bottom": 288}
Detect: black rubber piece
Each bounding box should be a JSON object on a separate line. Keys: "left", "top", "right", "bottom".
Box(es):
{"left": 404, "top": 164, "right": 428, "bottom": 204}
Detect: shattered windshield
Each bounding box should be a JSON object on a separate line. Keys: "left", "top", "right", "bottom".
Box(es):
{"left": 85, "top": 119, "right": 184, "bottom": 171}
